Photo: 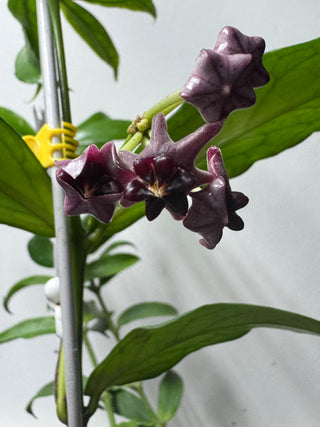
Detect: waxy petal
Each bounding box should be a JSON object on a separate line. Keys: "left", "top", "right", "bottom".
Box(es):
{"left": 120, "top": 114, "right": 221, "bottom": 220}
{"left": 214, "top": 26, "right": 270, "bottom": 87}
{"left": 180, "top": 26, "right": 269, "bottom": 123}
{"left": 183, "top": 146, "right": 248, "bottom": 249}
{"left": 183, "top": 178, "right": 228, "bottom": 250}
{"left": 180, "top": 50, "right": 255, "bottom": 123}
{"left": 56, "top": 142, "right": 133, "bottom": 223}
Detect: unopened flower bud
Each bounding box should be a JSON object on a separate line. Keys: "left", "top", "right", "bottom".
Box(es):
{"left": 44, "top": 277, "right": 60, "bottom": 305}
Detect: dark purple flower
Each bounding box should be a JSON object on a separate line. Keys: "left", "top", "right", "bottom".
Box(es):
{"left": 120, "top": 113, "right": 223, "bottom": 221}
{"left": 214, "top": 26, "right": 270, "bottom": 87}
{"left": 56, "top": 142, "right": 134, "bottom": 223}
{"left": 180, "top": 26, "right": 269, "bottom": 123}
{"left": 183, "top": 146, "right": 248, "bottom": 249}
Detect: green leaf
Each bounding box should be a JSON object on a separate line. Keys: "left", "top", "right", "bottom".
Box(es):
{"left": 83, "top": 300, "right": 104, "bottom": 323}
{"left": 77, "top": 112, "right": 129, "bottom": 151}
{"left": 118, "top": 302, "right": 178, "bottom": 327}
{"left": 88, "top": 204, "right": 145, "bottom": 254}
{"left": 26, "top": 381, "right": 55, "bottom": 417}
{"left": 0, "top": 118, "right": 54, "bottom": 236}
{"left": 85, "top": 253, "right": 139, "bottom": 281}
{"left": 107, "top": 204, "right": 145, "bottom": 237}
{"left": 158, "top": 371, "right": 183, "bottom": 422}
{"left": 15, "top": 42, "right": 41, "bottom": 84}
{"left": 28, "top": 236, "right": 54, "bottom": 267}
{"left": 0, "top": 107, "right": 35, "bottom": 136}
{"left": 168, "top": 38, "right": 320, "bottom": 178}
{"left": 80, "top": 0, "right": 156, "bottom": 18}
{"left": 26, "top": 376, "right": 88, "bottom": 417}
{"left": 8, "top": 0, "right": 39, "bottom": 56}
{"left": 3, "top": 275, "right": 53, "bottom": 313}
{"left": 110, "top": 389, "right": 156, "bottom": 424}
{"left": 61, "top": 0, "right": 119, "bottom": 78}
{"left": 8, "top": 0, "right": 41, "bottom": 84}
{"left": 117, "top": 422, "right": 138, "bottom": 427}
{"left": 85, "top": 303, "right": 320, "bottom": 410}
{"left": 0, "top": 317, "right": 55, "bottom": 344}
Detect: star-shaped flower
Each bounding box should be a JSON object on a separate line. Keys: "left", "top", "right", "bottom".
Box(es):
{"left": 214, "top": 26, "right": 270, "bottom": 87}
{"left": 120, "top": 113, "right": 223, "bottom": 221}
{"left": 180, "top": 49, "right": 254, "bottom": 123}
{"left": 183, "top": 146, "right": 248, "bottom": 249}
{"left": 56, "top": 142, "right": 134, "bottom": 223}
{"left": 180, "top": 26, "right": 269, "bottom": 123}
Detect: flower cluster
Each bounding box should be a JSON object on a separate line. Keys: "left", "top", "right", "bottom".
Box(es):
{"left": 56, "top": 26, "right": 269, "bottom": 249}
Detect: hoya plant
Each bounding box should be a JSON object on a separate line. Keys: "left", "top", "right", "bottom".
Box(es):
{"left": 1, "top": 1, "right": 320, "bottom": 426}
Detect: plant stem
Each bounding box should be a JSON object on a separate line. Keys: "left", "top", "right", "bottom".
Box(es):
{"left": 47, "top": 0, "right": 86, "bottom": 347}
{"left": 47, "top": 0, "right": 71, "bottom": 122}
{"left": 84, "top": 332, "right": 117, "bottom": 427}
{"left": 37, "top": 0, "right": 84, "bottom": 425}
{"left": 120, "top": 89, "right": 183, "bottom": 152}
{"left": 143, "top": 88, "right": 183, "bottom": 120}
{"left": 120, "top": 130, "right": 143, "bottom": 151}
{"left": 96, "top": 290, "right": 120, "bottom": 341}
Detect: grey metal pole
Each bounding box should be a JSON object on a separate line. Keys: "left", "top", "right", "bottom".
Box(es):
{"left": 36, "top": 1, "right": 83, "bottom": 425}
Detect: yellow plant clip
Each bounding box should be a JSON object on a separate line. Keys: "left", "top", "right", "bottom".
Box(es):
{"left": 23, "top": 121, "right": 78, "bottom": 168}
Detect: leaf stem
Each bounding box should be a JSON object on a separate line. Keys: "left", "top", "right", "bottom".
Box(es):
{"left": 83, "top": 332, "right": 117, "bottom": 427}
{"left": 95, "top": 289, "right": 120, "bottom": 341}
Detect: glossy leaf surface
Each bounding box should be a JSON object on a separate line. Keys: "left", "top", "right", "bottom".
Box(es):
{"left": 80, "top": 0, "right": 156, "bottom": 17}
{"left": 28, "top": 236, "right": 54, "bottom": 267}
{"left": 168, "top": 38, "right": 320, "bottom": 178}
{"left": 3, "top": 275, "right": 52, "bottom": 313}
{"left": 0, "top": 317, "right": 55, "bottom": 344}
{"left": 77, "top": 112, "right": 129, "bottom": 151}
{"left": 0, "top": 118, "right": 54, "bottom": 236}
{"left": 85, "top": 303, "right": 320, "bottom": 408}
{"left": 0, "top": 107, "right": 36, "bottom": 136}
{"left": 117, "top": 302, "right": 178, "bottom": 327}
{"left": 158, "top": 371, "right": 183, "bottom": 422}
{"left": 88, "top": 204, "right": 145, "bottom": 253}
{"left": 61, "top": 0, "right": 119, "bottom": 78}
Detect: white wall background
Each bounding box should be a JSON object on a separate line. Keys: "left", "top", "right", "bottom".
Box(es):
{"left": 1, "top": 1, "right": 320, "bottom": 426}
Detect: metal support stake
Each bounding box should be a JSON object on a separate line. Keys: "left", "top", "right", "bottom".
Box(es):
{"left": 36, "top": 1, "right": 83, "bottom": 425}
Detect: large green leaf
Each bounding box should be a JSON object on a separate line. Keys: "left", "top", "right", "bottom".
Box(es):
{"left": 61, "top": 0, "right": 119, "bottom": 78}
{"left": 85, "top": 303, "right": 320, "bottom": 413}
{"left": 80, "top": 0, "right": 156, "bottom": 18}
{"left": 88, "top": 203, "right": 145, "bottom": 253}
{"left": 0, "top": 118, "right": 54, "bottom": 236}
{"left": 0, "top": 317, "right": 55, "bottom": 344}
{"left": 3, "top": 275, "right": 52, "bottom": 313}
{"left": 168, "top": 37, "right": 320, "bottom": 178}
{"left": 77, "top": 112, "right": 129, "bottom": 151}
{"left": 0, "top": 107, "right": 36, "bottom": 136}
